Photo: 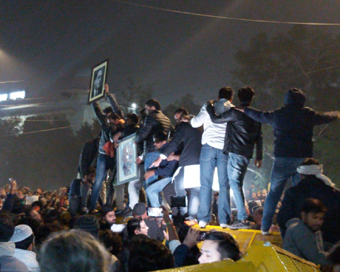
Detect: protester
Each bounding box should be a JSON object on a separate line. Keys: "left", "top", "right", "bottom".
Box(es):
{"left": 192, "top": 87, "right": 234, "bottom": 228}
{"left": 240, "top": 88, "right": 340, "bottom": 235}
{"left": 283, "top": 198, "right": 332, "bottom": 266}
{"left": 198, "top": 231, "right": 242, "bottom": 264}
{"left": 277, "top": 158, "right": 340, "bottom": 243}
{"left": 0, "top": 212, "right": 29, "bottom": 271}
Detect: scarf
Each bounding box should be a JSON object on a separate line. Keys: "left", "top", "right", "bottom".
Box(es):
{"left": 297, "top": 164, "right": 335, "bottom": 188}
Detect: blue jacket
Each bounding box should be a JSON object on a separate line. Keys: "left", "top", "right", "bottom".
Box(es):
{"left": 244, "top": 91, "right": 338, "bottom": 157}
{"left": 154, "top": 143, "right": 179, "bottom": 177}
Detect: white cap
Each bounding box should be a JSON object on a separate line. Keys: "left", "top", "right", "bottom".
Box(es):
{"left": 10, "top": 224, "right": 33, "bottom": 243}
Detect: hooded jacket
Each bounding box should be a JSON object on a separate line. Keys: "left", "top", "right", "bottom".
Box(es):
{"left": 0, "top": 242, "right": 29, "bottom": 272}
{"left": 244, "top": 89, "right": 338, "bottom": 158}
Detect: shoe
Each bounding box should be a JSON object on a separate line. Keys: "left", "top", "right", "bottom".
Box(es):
{"left": 227, "top": 220, "right": 250, "bottom": 230}
{"left": 220, "top": 223, "right": 228, "bottom": 228}
{"left": 80, "top": 207, "right": 89, "bottom": 214}
{"left": 199, "top": 221, "right": 207, "bottom": 228}
{"left": 261, "top": 230, "right": 270, "bottom": 235}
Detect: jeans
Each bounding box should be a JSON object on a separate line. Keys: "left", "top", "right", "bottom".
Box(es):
{"left": 262, "top": 157, "right": 304, "bottom": 231}
{"left": 197, "top": 144, "right": 230, "bottom": 224}
{"left": 89, "top": 153, "right": 115, "bottom": 210}
{"left": 174, "top": 167, "right": 200, "bottom": 220}
{"left": 128, "top": 165, "right": 144, "bottom": 209}
{"left": 144, "top": 152, "right": 160, "bottom": 187}
{"left": 146, "top": 177, "right": 173, "bottom": 207}
{"left": 228, "top": 152, "right": 250, "bottom": 221}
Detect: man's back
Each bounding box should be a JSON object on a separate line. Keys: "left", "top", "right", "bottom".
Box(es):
{"left": 207, "top": 106, "right": 262, "bottom": 159}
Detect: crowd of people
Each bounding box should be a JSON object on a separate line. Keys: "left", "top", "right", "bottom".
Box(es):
{"left": 1, "top": 84, "right": 340, "bottom": 271}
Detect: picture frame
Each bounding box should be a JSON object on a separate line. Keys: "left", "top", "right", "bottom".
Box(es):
{"left": 88, "top": 59, "right": 109, "bottom": 104}
{"left": 116, "top": 133, "right": 139, "bottom": 185}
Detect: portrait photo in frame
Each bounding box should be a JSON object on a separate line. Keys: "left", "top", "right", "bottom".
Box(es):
{"left": 116, "top": 133, "right": 139, "bottom": 185}
{"left": 88, "top": 59, "right": 109, "bottom": 104}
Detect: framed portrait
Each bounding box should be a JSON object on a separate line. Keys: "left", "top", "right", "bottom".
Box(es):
{"left": 116, "top": 133, "right": 139, "bottom": 185}
{"left": 88, "top": 59, "right": 109, "bottom": 104}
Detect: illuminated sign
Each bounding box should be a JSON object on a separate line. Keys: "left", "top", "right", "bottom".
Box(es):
{"left": 9, "top": 91, "right": 25, "bottom": 100}
{"left": 0, "top": 94, "right": 8, "bottom": 101}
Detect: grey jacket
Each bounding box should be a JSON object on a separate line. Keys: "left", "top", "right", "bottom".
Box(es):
{"left": 283, "top": 218, "right": 331, "bottom": 266}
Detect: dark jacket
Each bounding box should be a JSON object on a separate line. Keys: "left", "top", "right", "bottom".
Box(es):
{"left": 92, "top": 94, "right": 124, "bottom": 155}
{"left": 78, "top": 138, "right": 99, "bottom": 178}
{"left": 154, "top": 143, "right": 179, "bottom": 177}
{"left": 207, "top": 104, "right": 262, "bottom": 160}
{"left": 134, "top": 110, "right": 172, "bottom": 153}
{"left": 243, "top": 92, "right": 338, "bottom": 158}
{"left": 161, "top": 122, "right": 202, "bottom": 167}
{"left": 277, "top": 175, "right": 340, "bottom": 244}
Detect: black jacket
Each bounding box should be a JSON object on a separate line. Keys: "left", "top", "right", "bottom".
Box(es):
{"left": 277, "top": 176, "right": 340, "bottom": 244}
{"left": 78, "top": 138, "right": 99, "bottom": 179}
{"left": 161, "top": 122, "right": 202, "bottom": 167}
{"left": 134, "top": 110, "right": 172, "bottom": 153}
{"left": 244, "top": 100, "right": 338, "bottom": 158}
{"left": 207, "top": 104, "right": 262, "bottom": 160}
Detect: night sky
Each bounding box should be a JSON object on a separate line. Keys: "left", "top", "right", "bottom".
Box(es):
{"left": 1, "top": 0, "right": 340, "bottom": 107}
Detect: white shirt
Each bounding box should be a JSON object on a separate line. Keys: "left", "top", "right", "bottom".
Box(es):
{"left": 190, "top": 101, "right": 233, "bottom": 150}
{"left": 13, "top": 249, "right": 40, "bottom": 272}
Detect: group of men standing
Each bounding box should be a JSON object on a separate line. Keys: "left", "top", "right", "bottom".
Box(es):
{"left": 80, "top": 83, "right": 339, "bottom": 235}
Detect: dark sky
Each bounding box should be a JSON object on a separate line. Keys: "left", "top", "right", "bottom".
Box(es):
{"left": 1, "top": 0, "right": 340, "bottom": 107}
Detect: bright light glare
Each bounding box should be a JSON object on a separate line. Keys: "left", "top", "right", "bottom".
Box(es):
{"left": 131, "top": 103, "right": 137, "bottom": 109}
{"left": 0, "top": 94, "right": 8, "bottom": 101}
{"left": 9, "top": 91, "right": 25, "bottom": 100}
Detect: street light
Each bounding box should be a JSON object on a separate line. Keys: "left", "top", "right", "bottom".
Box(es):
{"left": 131, "top": 103, "right": 137, "bottom": 109}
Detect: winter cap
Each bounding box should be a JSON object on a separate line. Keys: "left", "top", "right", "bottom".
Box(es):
{"left": 10, "top": 224, "right": 33, "bottom": 243}
{"left": 284, "top": 88, "right": 306, "bottom": 107}
{"left": 74, "top": 215, "right": 100, "bottom": 238}
{"left": 132, "top": 203, "right": 147, "bottom": 216}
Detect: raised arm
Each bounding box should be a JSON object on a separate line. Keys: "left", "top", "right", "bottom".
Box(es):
{"left": 190, "top": 104, "right": 207, "bottom": 128}
{"left": 244, "top": 108, "right": 275, "bottom": 125}
{"left": 206, "top": 103, "right": 234, "bottom": 123}
{"left": 313, "top": 110, "right": 340, "bottom": 126}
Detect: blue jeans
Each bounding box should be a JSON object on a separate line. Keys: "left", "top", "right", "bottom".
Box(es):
{"left": 197, "top": 144, "right": 230, "bottom": 224}
{"left": 262, "top": 157, "right": 304, "bottom": 231}
{"left": 174, "top": 167, "right": 200, "bottom": 220}
{"left": 228, "top": 152, "right": 250, "bottom": 221}
{"left": 89, "top": 154, "right": 115, "bottom": 210}
{"left": 144, "top": 152, "right": 160, "bottom": 187}
{"left": 146, "top": 177, "right": 173, "bottom": 207}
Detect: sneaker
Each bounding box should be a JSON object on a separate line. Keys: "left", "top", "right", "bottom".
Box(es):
{"left": 227, "top": 220, "right": 250, "bottom": 230}
{"left": 220, "top": 223, "right": 228, "bottom": 228}
{"left": 199, "top": 221, "right": 207, "bottom": 228}
{"left": 261, "top": 230, "right": 270, "bottom": 235}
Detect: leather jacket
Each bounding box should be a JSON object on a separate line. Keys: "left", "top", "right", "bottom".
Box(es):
{"left": 206, "top": 103, "right": 262, "bottom": 160}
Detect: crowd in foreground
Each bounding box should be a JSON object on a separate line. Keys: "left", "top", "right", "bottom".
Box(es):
{"left": 1, "top": 162, "right": 340, "bottom": 271}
